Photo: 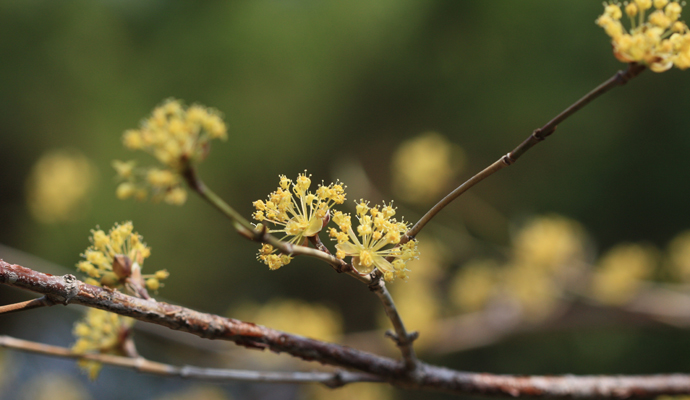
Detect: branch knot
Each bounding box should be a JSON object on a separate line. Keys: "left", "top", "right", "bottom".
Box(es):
{"left": 61, "top": 274, "right": 80, "bottom": 305}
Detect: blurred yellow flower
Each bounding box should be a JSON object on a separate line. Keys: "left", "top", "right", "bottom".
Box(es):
{"left": 154, "top": 386, "right": 231, "bottom": 400}
{"left": 122, "top": 98, "right": 227, "bottom": 171}
{"left": 666, "top": 230, "right": 690, "bottom": 281}
{"left": 450, "top": 259, "right": 498, "bottom": 312}
{"left": 231, "top": 298, "right": 343, "bottom": 343}
{"left": 25, "top": 149, "right": 97, "bottom": 224}
{"left": 391, "top": 132, "right": 465, "bottom": 205}
{"left": 512, "top": 215, "right": 586, "bottom": 273}
{"left": 115, "top": 99, "right": 228, "bottom": 206}
{"left": 20, "top": 374, "right": 92, "bottom": 400}
{"left": 305, "top": 382, "right": 395, "bottom": 400}
{"left": 72, "top": 308, "right": 134, "bottom": 380}
{"left": 591, "top": 243, "right": 657, "bottom": 305}
{"left": 504, "top": 263, "right": 560, "bottom": 320}
{"left": 597, "top": 1, "right": 690, "bottom": 72}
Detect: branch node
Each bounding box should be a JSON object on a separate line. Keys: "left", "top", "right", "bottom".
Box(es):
{"left": 61, "top": 274, "right": 80, "bottom": 305}
{"left": 324, "top": 370, "right": 347, "bottom": 388}
{"left": 384, "top": 329, "right": 398, "bottom": 341}
{"left": 284, "top": 242, "right": 295, "bottom": 256}
{"left": 533, "top": 127, "right": 552, "bottom": 141}
{"left": 367, "top": 274, "right": 383, "bottom": 292}
{"left": 384, "top": 330, "right": 419, "bottom": 347}
{"left": 256, "top": 223, "right": 268, "bottom": 241}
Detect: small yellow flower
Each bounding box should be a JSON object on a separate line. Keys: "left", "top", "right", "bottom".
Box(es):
{"left": 331, "top": 200, "right": 419, "bottom": 282}
{"left": 256, "top": 244, "right": 293, "bottom": 270}
{"left": 76, "top": 222, "right": 168, "bottom": 291}
{"left": 146, "top": 278, "right": 160, "bottom": 291}
{"left": 115, "top": 182, "right": 136, "bottom": 200}
{"left": 71, "top": 308, "right": 134, "bottom": 380}
{"left": 112, "top": 160, "right": 136, "bottom": 179}
{"left": 597, "top": 1, "right": 690, "bottom": 72}
{"left": 252, "top": 171, "right": 346, "bottom": 270}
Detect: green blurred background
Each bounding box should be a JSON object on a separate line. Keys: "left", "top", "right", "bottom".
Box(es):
{"left": 2, "top": 1, "right": 690, "bottom": 399}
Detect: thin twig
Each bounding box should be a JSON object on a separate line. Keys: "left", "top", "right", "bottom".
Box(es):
{"left": 0, "top": 296, "right": 54, "bottom": 315}
{"left": 369, "top": 278, "right": 419, "bottom": 373}
{"left": 0, "top": 335, "right": 379, "bottom": 386}
{"left": 405, "top": 63, "right": 646, "bottom": 240}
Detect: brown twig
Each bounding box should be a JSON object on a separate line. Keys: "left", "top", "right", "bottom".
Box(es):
{"left": 405, "top": 63, "right": 647, "bottom": 240}
{"left": 0, "top": 335, "right": 380, "bottom": 386}
{"left": 0, "top": 295, "right": 54, "bottom": 315}
{"left": 8, "top": 260, "right": 690, "bottom": 397}
{"left": 369, "top": 277, "right": 419, "bottom": 373}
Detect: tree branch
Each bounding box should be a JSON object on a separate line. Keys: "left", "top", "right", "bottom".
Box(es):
{"left": 0, "top": 335, "right": 379, "bottom": 386}
{"left": 8, "top": 259, "right": 690, "bottom": 397}
{"left": 405, "top": 63, "right": 647, "bottom": 240}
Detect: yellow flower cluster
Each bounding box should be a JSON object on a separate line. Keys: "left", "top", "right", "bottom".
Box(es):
{"left": 122, "top": 98, "right": 227, "bottom": 169}
{"left": 72, "top": 308, "right": 134, "bottom": 380}
{"left": 113, "top": 160, "right": 188, "bottom": 206}
{"left": 115, "top": 99, "right": 227, "bottom": 205}
{"left": 231, "top": 298, "right": 343, "bottom": 343}
{"left": 253, "top": 172, "right": 346, "bottom": 270}
{"left": 597, "top": 0, "right": 690, "bottom": 72}
{"left": 330, "top": 200, "right": 419, "bottom": 282}
{"left": 76, "top": 221, "right": 168, "bottom": 292}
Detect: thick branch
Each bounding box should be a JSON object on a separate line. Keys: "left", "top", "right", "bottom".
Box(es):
{"left": 7, "top": 260, "right": 690, "bottom": 397}
{"left": 406, "top": 63, "right": 646, "bottom": 240}
{"left": 0, "top": 259, "right": 403, "bottom": 377}
{"left": 0, "top": 335, "right": 379, "bottom": 386}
